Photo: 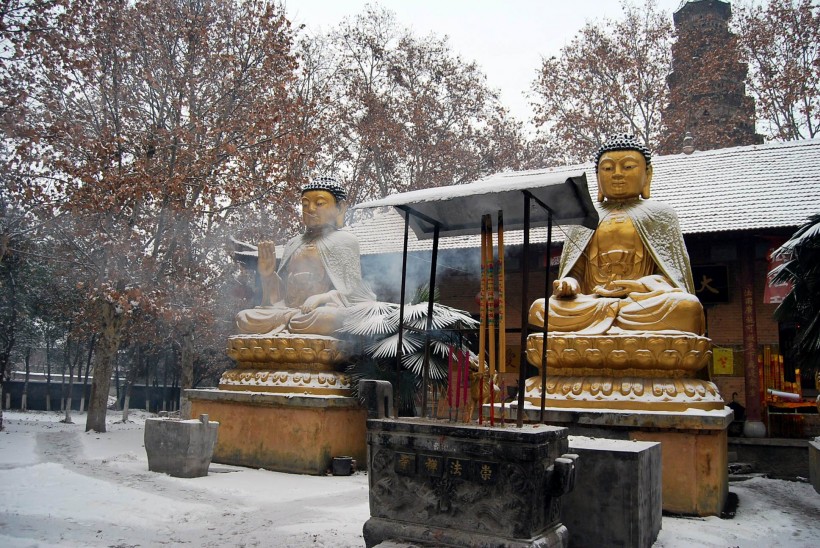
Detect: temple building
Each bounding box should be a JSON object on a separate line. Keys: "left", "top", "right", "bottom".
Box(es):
{"left": 350, "top": 138, "right": 820, "bottom": 438}
{"left": 659, "top": 0, "right": 763, "bottom": 154}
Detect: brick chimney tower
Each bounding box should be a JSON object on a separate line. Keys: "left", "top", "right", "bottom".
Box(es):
{"left": 659, "top": 0, "right": 763, "bottom": 154}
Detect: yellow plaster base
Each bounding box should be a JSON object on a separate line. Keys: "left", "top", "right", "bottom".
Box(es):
{"left": 630, "top": 428, "right": 728, "bottom": 516}
{"left": 511, "top": 404, "right": 732, "bottom": 516}
{"left": 186, "top": 389, "right": 366, "bottom": 475}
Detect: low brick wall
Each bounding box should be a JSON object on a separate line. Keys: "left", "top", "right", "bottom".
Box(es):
{"left": 729, "top": 437, "right": 810, "bottom": 480}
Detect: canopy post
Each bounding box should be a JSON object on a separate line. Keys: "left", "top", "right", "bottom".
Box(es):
{"left": 395, "top": 211, "right": 410, "bottom": 417}
{"left": 516, "top": 192, "right": 532, "bottom": 427}
{"left": 540, "top": 212, "right": 553, "bottom": 422}
{"left": 421, "top": 224, "right": 440, "bottom": 418}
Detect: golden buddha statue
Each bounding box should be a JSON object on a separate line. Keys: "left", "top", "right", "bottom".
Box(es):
{"left": 235, "top": 177, "right": 375, "bottom": 336}
{"left": 530, "top": 135, "right": 704, "bottom": 335}
{"left": 223, "top": 176, "right": 376, "bottom": 396}
{"left": 525, "top": 135, "right": 722, "bottom": 410}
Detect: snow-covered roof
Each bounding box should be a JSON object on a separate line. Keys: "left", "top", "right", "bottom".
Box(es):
{"left": 354, "top": 172, "right": 598, "bottom": 239}
{"left": 349, "top": 139, "right": 820, "bottom": 256}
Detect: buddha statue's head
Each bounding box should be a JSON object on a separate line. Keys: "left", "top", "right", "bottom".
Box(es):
{"left": 300, "top": 176, "right": 348, "bottom": 231}
{"left": 594, "top": 134, "right": 653, "bottom": 203}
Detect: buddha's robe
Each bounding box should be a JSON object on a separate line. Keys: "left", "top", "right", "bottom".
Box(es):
{"left": 236, "top": 227, "right": 376, "bottom": 335}
{"left": 529, "top": 198, "right": 704, "bottom": 335}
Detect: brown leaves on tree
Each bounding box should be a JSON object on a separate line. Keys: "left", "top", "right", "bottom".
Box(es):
{"left": 531, "top": 0, "right": 672, "bottom": 163}
{"left": 303, "top": 5, "right": 531, "bottom": 203}
{"left": 4, "top": 0, "right": 310, "bottom": 431}
{"left": 735, "top": 0, "right": 820, "bottom": 141}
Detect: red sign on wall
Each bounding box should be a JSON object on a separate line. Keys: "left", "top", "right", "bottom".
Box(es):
{"left": 764, "top": 246, "right": 792, "bottom": 305}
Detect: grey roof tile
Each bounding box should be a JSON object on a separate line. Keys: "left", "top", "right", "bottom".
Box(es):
{"left": 350, "top": 139, "right": 820, "bottom": 255}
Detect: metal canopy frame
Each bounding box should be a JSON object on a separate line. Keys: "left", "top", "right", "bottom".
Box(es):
{"left": 358, "top": 172, "right": 597, "bottom": 239}
{"left": 355, "top": 172, "right": 598, "bottom": 427}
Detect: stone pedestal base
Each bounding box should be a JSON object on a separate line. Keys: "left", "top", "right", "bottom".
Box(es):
{"left": 809, "top": 438, "right": 820, "bottom": 494}
{"left": 186, "top": 389, "right": 366, "bottom": 475}
{"left": 218, "top": 368, "right": 353, "bottom": 396}
{"left": 363, "top": 418, "right": 577, "bottom": 548}
{"left": 510, "top": 404, "right": 733, "bottom": 516}
{"left": 524, "top": 375, "right": 724, "bottom": 411}
{"left": 525, "top": 332, "right": 723, "bottom": 411}
{"left": 222, "top": 333, "right": 353, "bottom": 396}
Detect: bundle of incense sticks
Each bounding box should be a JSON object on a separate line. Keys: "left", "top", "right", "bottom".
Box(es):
{"left": 497, "top": 211, "right": 506, "bottom": 423}
{"left": 447, "top": 347, "right": 469, "bottom": 422}
{"left": 479, "top": 212, "right": 507, "bottom": 426}
{"left": 478, "top": 216, "right": 488, "bottom": 424}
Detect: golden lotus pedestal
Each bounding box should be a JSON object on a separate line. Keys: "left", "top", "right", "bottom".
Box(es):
{"left": 520, "top": 332, "right": 731, "bottom": 516}
{"left": 185, "top": 334, "right": 366, "bottom": 475}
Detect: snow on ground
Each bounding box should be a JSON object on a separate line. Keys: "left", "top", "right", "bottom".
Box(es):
{"left": 1, "top": 409, "right": 819, "bottom": 547}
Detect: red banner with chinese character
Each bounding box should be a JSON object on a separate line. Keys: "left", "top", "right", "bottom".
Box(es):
{"left": 764, "top": 246, "right": 792, "bottom": 304}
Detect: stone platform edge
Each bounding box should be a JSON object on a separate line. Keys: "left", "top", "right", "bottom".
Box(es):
{"left": 496, "top": 403, "right": 734, "bottom": 431}
{"left": 185, "top": 388, "right": 361, "bottom": 409}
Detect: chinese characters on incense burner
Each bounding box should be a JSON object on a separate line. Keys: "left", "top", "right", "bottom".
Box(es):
{"left": 525, "top": 135, "right": 722, "bottom": 410}
{"left": 222, "top": 177, "right": 376, "bottom": 396}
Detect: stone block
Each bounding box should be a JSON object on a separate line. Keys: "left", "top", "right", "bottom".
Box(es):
{"left": 563, "top": 436, "right": 662, "bottom": 548}
{"left": 359, "top": 379, "right": 393, "bottom": 418}
{"left": 363, "top": 418, "right": 577, "bottom": 548}
{"left": 144, "top": 414, "right": 219, "bottom": 478}
{"left": 511, "top": 405, "right": 731, "bottom": 516}
{"left": 810, "top": 437, "right": 820, "bottom": 495}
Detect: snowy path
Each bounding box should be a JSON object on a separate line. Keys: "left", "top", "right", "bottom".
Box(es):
{"left": 1, "top": 410, "right": 819, "bottom": 547}
{"left": 1, "top": 411, "right": 369, "bottom": 547}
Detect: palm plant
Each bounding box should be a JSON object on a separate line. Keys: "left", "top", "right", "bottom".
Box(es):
{"left": 340, "top": 285, "right": 478, "bottom": 415}
{"left": 769, "top": 214, "right": 820, "bottom": 386}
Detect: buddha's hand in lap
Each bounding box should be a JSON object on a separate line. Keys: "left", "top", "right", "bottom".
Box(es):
{"left": 299, "top": 292, "right": 341, "bottom": 313}
{"left": 593, "top": 279, "right": 647, "bottom": 298}
{"left": 300, "top": 294, "right": 325, "bottom": 313}
{"left": 553, "top": 277, "right": 581, "bottom": 298}
{"left": 594, "top": 276, "right": 682, "bottom": 299}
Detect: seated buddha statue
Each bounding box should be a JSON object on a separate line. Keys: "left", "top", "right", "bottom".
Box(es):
{"left": 235, "top": 176, "right": 376, "bottom": 336}
{"left": 529, "top": 134, "right": 704, "bottom": 336}
{"left": 524, "top": 135, "right": 720, "bottom": 410}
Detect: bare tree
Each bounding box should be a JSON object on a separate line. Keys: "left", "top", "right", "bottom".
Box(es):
{"left": 306, "top": 5, "right": 529, "bottom": 202}
{"left": 735, "top": 0, "right": 820, "bottom": 141}
{"left": 11, "top": 0, "right": 308, "bottom": 430}
{"left": 531, "top": 0, "right": 672, "bottom": 163}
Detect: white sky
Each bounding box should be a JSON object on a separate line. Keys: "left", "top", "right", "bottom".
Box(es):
{"left": 284, "top": 0, "right": 686, "bottom": 124}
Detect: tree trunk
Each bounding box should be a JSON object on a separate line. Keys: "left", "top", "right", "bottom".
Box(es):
{"left": 80, "top": 335, "right": 95, "bottom": 413}
{"left": 46, "top": 338, "right": 52, "bottom": 411}
{"left": 64, "top": 339, "right": 81, "bottom": 424}
{"left": 121, "top": 345, "right": 139, "bottom": 422}
{"left": 162, "top": 351, "right": 169, "bottom": 412}
{"left": 114, "top": 346, "right": 121, "bottom": 405}
{"left": 0, "top": 266, "right": 18, "bottom": 430}
{"left": 60, "top": 340, "right": 68, "bottom": 413}
{"left": 179, "top": 327, "right": 194, "bottom": 419}
{"left": 22, "top": 347, "right": 30, "bottom": 411}
{"left": 85, "top": 301, "right": 125, "bottom": 432}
